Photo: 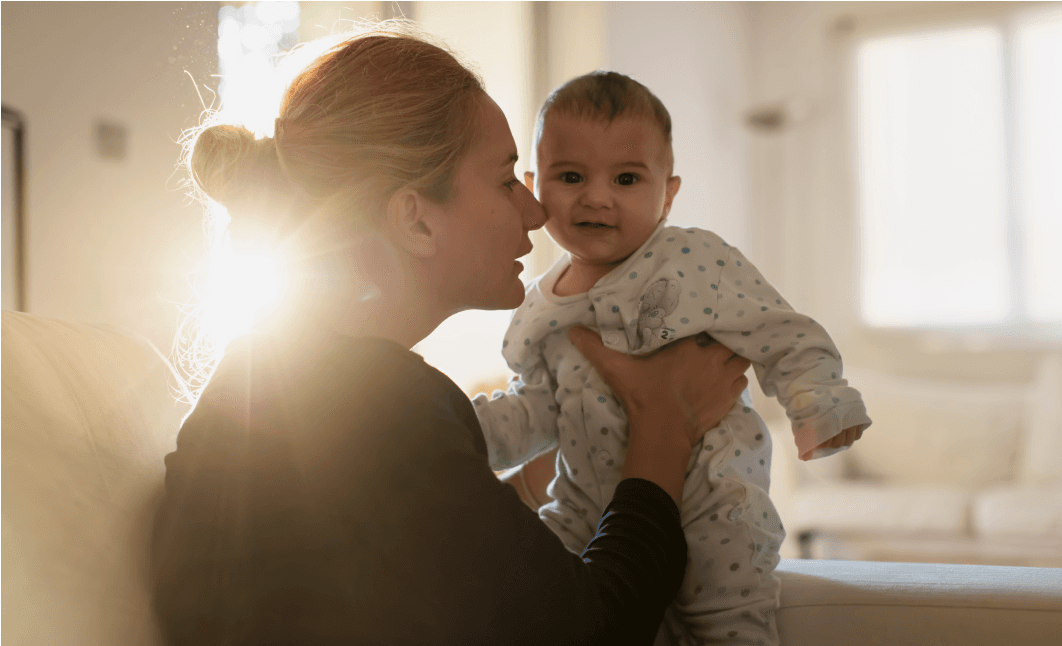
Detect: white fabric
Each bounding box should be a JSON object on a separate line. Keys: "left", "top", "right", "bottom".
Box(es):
{"left": 484, "top": 224, "right": 870, "bottom": 464}
{"left": 1020, "top": 353, "right": 1062, "bottom": 485}
{"left": 1, "top": 311, "right": 188, "bottom": 646}
{"left": 776, "top": 559, "right": 1062, "bottom": 646}
{"left": 842, "top": 368, "right": 1026, "bottom": 486}
{"left": 973, "top": 484, "right": 1062, "bottom": 539}
{"left": 789, "top": 483, "right": 971, "bottom": 537}
{"left": 476, "top": 224, "right": 872, "bottom": 645}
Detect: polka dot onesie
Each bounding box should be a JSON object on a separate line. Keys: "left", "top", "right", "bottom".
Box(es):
{"left": 474, "top": 223, "right": 871, "bottom": 646}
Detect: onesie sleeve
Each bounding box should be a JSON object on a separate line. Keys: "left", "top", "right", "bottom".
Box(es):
{"left": 706, "top": 245, "right": 872, "bottom": 460}
{"left": 472, "top": 353, "right": 559, "bottom": 470}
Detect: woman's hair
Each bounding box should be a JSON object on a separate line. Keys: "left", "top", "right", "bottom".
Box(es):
{"left": 189, "top": 20, "right": 484, "bottom": 244}
{"left": 173, "top": 20, "right": 484, "bottom": 402}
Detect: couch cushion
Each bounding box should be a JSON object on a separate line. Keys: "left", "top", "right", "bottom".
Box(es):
{"left": 1020, "top": 353, "right": 1062, "bottom": 485}
{"left": 2, "top": 312, "right": 189, "bottom": 645}
{"left": 973, "top": 485, "right": 1062, "bottom": 540}
{"left": 842, "top": 368, "right": 1026, "bottom": 487}
{"left": 789, "top": 483, "right": 970, "bottom": 537}
{"left": 776, "top": 559, "right": 1062, "bottom": 646}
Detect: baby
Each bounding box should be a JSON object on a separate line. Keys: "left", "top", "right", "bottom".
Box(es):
{"left": 473, "top": 72, "right": 871, "bottom": 646}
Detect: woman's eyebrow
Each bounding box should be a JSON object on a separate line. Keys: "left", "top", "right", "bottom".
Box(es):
{"left": 501, "top": 152, "right": 519, "bottom": 166}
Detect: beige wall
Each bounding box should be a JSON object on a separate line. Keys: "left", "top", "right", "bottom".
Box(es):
{"left": 1, "top": 2, "right": 218, "bottom": 355}
{"left": 607, "top": 1, "right": 753, "bottom": 251}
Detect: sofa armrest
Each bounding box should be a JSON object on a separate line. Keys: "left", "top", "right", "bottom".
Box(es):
{"left": 776, "top": 559, "right": 1062, "bottom": 646}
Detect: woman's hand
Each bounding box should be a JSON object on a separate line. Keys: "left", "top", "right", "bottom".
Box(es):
{"left": 569, "top": 328, "right": 751, "bottom": 502}
{"left": 570, "top": 328, "right": 750, "bottom": 448}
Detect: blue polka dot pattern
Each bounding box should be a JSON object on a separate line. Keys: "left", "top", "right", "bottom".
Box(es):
{"left": 629, "top": 272, "right": 637, "bottom": 279}
{"left": 717, "top": 260, "right": 725, "bottom": 266}
{"left": 644, "top": 251, "right": 653, "bottom": 258}
{"left": 682, "top": 248, "right": 691, "bottom": 254}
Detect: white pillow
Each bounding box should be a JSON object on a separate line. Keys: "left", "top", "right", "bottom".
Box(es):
{"left": 843, "top": 368, "right": 1026, "bottom": 487}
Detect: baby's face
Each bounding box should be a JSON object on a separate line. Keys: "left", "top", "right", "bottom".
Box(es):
{"left": 528, "top": 113, "right": 680, "bottom": 270}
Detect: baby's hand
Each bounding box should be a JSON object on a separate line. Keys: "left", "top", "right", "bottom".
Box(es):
{"left": 813, "top": 425, "right": 864, "bottom": 454}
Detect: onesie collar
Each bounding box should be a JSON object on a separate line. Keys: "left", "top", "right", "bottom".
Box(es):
{"left": 534, "top": 221, "right": 672, "bottom": 304}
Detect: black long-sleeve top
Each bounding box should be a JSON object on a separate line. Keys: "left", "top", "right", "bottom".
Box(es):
{"left": 152, "top": 333, "right": 687, "bottom": 645}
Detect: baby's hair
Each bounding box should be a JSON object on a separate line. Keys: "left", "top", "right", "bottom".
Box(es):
{"left": 532, "top": 71, "right": 674, "bottom": 173}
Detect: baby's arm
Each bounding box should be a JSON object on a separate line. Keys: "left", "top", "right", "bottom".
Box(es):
{"left": 706, "top": 244, "right": 871, "bottom": 461}
{"left": 472, "top": 355, "right": 560, "bottom": 471}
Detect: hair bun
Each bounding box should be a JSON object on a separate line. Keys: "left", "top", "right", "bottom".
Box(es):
{"left": 189, "top": 123, "right": 283, "bottom": 211}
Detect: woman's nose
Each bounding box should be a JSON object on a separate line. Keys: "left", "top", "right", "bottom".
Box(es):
{"left": 521, "top": 183, "right": 547, "bottom": 231}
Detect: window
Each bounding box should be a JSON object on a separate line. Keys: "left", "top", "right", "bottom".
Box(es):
{"left": 855, "top": 13, "right": 1062, "bottom": 334}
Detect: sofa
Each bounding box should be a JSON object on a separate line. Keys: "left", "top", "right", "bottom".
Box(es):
{"left": 766, "top": 359, "right": 1062, "bottom": 568}
{"left": 3, "top": 310, "right": 1060, "bottom": 645}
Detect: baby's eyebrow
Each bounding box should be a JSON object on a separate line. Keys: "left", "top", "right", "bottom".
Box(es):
{"left": 546, "top": 160, "right": 585, "bottom": 169}
{"left": 500, "top": 152, "right": 519, "bottom": 166}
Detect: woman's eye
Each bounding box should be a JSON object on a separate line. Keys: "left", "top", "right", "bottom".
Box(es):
{"left": 560, "top": 172, "right": 582, "bottom": 184}
{"left": 615, "top": 173, "right": 638, "bottom": 186}
{"left": 504, "top": 178, "right": 520, "bottom": 191}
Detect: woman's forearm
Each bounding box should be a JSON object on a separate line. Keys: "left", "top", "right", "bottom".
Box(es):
{"left": 622, "top": 415, "right": 691, "bottom": 504}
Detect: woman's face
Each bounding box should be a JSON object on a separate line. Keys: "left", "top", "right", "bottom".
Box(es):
{"left": 433, "top": 94, "right": 546, "bottom": 312}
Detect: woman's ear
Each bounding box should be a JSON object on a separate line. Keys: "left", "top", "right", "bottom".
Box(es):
{"left": 385, "top": 188, "right": 437, "bottom": 258}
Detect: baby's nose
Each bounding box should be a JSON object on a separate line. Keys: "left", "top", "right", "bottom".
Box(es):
{"left": 580, "top": 179, "right": 613, "bottom": 208}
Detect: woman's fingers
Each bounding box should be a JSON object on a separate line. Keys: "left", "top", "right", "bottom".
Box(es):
{"left": 569, "top": 326, "right": 623, "bottom": 377}
{"left": 568, "top": 326, "right": 635, "bottom": 406}
{"left": 732, "top": 374, "right": 750, "bottom": 397}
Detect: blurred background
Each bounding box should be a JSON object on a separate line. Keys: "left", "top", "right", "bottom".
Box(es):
{"left": 3, "top": 1, "right": 1060, "bottom": 565}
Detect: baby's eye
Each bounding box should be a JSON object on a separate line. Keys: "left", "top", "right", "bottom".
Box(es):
{"left": 615, "top": 173, "right": 639, "bottom": 186}
{"left": 504, "top": 178, "right": 520, "bottom": 191}
{"left": 559, "top": 172, "right": 583, "bottom": 184}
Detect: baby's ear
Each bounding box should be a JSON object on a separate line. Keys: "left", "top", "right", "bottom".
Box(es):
{"left": 524, "top": 171, "right": 536, "bottom": 193}
{"left": 662, "top": 176, "right": 682, "bottom": 217}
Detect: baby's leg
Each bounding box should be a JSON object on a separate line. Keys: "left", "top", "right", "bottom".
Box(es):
{"left": 664, "top": 406, "right": 785, "bottom": 645}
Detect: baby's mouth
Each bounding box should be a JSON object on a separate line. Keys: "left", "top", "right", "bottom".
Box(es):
{"left": 575, "top": 222, "right": 615, "bottom": 229}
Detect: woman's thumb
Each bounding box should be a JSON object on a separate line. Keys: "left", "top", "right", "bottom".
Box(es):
{"left": 569, "top": 327, "right": 621, "bottom": 378}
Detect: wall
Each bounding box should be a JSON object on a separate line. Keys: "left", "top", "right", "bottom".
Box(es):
{"left": 1, "top": 2, "right": 218, "bottom": 355}
{"left": 606, "top": 2, "right": 753, "bottom": 251}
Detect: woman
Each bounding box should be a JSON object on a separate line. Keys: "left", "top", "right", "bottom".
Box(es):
{"left": 152, "top": 22, "right": 751, "bottom": 645}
